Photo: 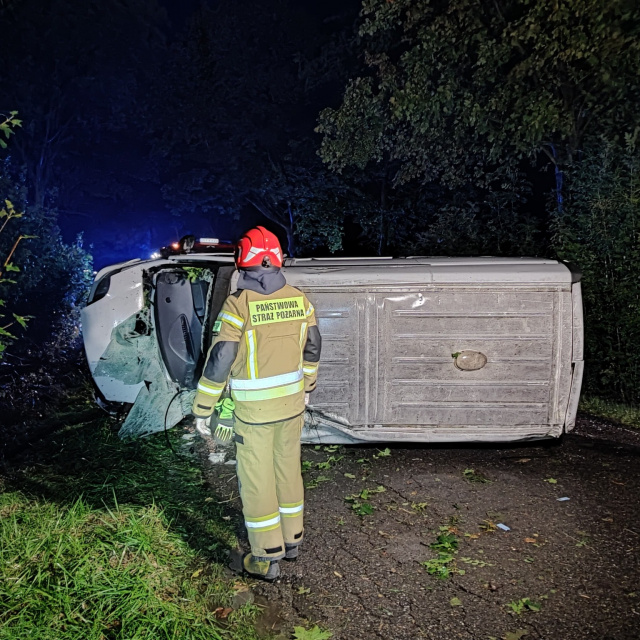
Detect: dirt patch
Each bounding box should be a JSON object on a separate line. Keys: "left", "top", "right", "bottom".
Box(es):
{"left": 199, "top": 415, "right": 640, "bottom": 640}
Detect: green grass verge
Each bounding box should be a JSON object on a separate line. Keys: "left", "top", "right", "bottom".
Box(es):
{"left": 580, "top": 396, "right": 640, "bottom": 429}
{"left": 0, "top": 402, "right": 262, "bottom": 640}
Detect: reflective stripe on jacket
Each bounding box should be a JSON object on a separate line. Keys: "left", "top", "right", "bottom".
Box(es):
{"left": 192, "top": 282, "right": 321, "bottom": 424}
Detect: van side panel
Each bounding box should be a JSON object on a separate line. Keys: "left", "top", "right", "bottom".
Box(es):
{"left": 377, "top": 288, "right": 560, "bottom": 428}
{"left": 299, "top": 283, "right": 575, "bottom": 438}
{"left": 304, "top": 293, "right": 362, "bottom": 424}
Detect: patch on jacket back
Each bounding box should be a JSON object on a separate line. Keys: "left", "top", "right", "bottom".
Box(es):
{"left": 248, "top": 297, "right": 305, "bottom": 326}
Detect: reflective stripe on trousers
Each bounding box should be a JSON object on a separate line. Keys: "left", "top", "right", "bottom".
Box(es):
{"left": 245, "top": 512, "right": 281, "bottom": 532}
{"left": 279, "top": 500, "right": 304, "bottom": 517}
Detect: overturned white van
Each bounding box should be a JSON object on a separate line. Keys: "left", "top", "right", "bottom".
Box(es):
{"left": 81, "top": 255, "right": 583, "bottom": 443}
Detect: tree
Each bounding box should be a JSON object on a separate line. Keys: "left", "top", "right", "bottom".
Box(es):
{"left": 552, "top": 136, "right": 640, "bottom": 405}
{"left": 0, "top": 113, "right": 93, "bottom": 361}
{"left": 247, "top": 151, "right": 355, "bottom": 256}
{"left": 0, "top": 112, "right": 28, "bottom": 357}
{"left": 0, "top": 0, "right": 167, "bottom": 208}
{"left": 147, "top": 0, "right": 360, "bottom": 252}
{"left": 147, "top": 1, "right": 309, "bottom": 222}
{"left": 317, "top": 0, "right": 640, "bottom": 189}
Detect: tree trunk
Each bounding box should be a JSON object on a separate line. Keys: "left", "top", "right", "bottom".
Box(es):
{"left": 246, "top": 195, "right": 295, "bottom": 258}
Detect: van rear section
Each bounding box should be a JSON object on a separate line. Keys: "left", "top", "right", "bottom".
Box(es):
{"left": 81, "top": 256, "right": 583, "bottom": 443}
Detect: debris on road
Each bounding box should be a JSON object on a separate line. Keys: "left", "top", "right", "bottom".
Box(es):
{"left": 208, "top": 451, "right": 226, "bottom": 464}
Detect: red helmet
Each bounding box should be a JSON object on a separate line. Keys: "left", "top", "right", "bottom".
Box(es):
{"left": 235, "top": 226, "right": 283, "bottom": 268}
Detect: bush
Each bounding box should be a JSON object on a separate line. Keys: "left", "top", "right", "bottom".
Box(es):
{"left": 0, "top": 158, "right": 93, "bottom": 361}
{"left": 552, "top": 139, "right": 640, "bottom": 405}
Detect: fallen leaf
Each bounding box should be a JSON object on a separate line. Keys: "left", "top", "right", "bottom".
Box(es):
{"left": 344, "top": 473, "right": 356, "bottom": 479}
{"left": 505, "top": 631, "right": 528, "bottom": 640}
{"left": 222, "top": 516, "right": 231, "bottom": 521}
{"left": 544, "top": 478, "right": 558, "bottom": 484}
{"left": 602, "top": 517, "right": 614, "bottom": 523}
{"left": 293, "top": 625, "right": 332, "bottom": 640}
{"left": 191, "top": 569, "right": 203, "bottom": 578}
{"left": 231, "top": 582, "right": 249, "bottom": 592}
{"left": 334, "top": 571, "right": 343, "bottom": 578}
{"left": 297, "top": 586, "right": 311, "bottom": 595}
{"left": 450, "top": 597, "right": 462, "bottom": 607}
{"left": 516, "top": 458, "right": 531, "bottom": 464}
{"left": 378, "top": 530, "right": 392, "bottom": 538}
{"left": 524, "top": 538, "right": 537, "bottom": 543}
{"left": 213, "top": 607, "right": 233, "bottom": 619}
{"left": 204, "top": 497, "right": 214, "bottom": 502}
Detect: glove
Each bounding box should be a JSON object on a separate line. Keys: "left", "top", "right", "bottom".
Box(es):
{"left": 213, "top": 397, "right": 235, "bottom": 442}
{"left": 195, "top": 416, "right": 212, "bottom": 437}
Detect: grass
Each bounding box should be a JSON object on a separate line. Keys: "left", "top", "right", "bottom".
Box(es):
{"left": 579, "top": 396, "right": 640, "bottom": 429}
{"left": 420, "top": 524, "right": 464, "bottom": 579}
{"left": 0, "top": 395, "right": 262, "bottom": 640}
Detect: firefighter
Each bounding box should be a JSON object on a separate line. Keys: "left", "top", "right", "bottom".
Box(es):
{"left": 192, "top": 226, "right": 321, "bottom": 581}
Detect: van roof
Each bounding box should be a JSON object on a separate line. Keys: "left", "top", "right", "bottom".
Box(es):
{"left": 283, "top": 256, "right": 577, "bottom": 286}
{"left": 97, "top": 255, "right": 576, "bottom": 286}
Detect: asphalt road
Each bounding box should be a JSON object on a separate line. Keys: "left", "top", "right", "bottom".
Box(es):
{"left": 201, "top": 415, "right": 640, "bottom": 640}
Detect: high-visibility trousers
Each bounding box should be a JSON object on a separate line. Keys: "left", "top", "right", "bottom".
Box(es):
{"left": 234, "top": 414, "right": 305, "bottom": 560}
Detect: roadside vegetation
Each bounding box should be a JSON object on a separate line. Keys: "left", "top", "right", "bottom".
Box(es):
{"left": 579, "top": 397, "right": 640, "bottom": 430}
{"left": 0, "top": 391, "right": 263, "bottom": 640}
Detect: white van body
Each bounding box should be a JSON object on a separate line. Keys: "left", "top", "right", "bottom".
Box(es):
{"left": 81, "top": 255, "right": 583, "bottom": 443}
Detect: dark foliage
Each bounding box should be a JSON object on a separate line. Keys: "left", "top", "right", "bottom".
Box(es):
{"left": 552, "top": 140, "right": 640, "bottom": 405}
{"left": 0, "top": 157, "right": 93, "bottom": 419}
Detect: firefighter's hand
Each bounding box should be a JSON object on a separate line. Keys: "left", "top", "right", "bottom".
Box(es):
{"left": 214, "top": 423, "right": 234, "bottom": 442}
{"left": 195, "top": 417, "right": 212, "bottom": 437}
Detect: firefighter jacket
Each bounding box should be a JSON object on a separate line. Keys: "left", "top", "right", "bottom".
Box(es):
{"left": 192, "top": 277, "right": 322, "bottom": 425}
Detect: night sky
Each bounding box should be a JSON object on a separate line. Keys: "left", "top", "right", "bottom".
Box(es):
{"left": 0, "top": 0, "right": 361, "bottom": 268}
